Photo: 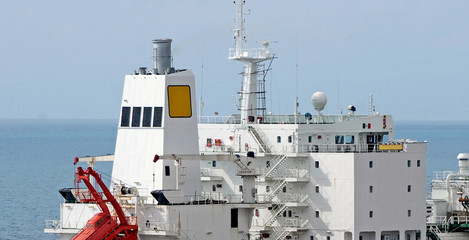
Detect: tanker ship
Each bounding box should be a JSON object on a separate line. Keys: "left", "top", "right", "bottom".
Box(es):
{"left": 45, "top": 1, "right": 427, "bottom": 239}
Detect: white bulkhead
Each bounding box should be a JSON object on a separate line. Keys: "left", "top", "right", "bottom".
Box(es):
{"left": 112, "top": 69, "right": 201, "bottom": 198}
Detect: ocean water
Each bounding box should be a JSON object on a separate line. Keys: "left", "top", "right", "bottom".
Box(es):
{"left": 0, "top": 119, "right": 468, "bottom": 239}
{"left": 0, "top": 119, "right": 115, "bottom": 240}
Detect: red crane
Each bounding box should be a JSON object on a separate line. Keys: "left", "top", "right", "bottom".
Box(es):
{"left": 72, "top": 167, "right": 138, "bottom": 240}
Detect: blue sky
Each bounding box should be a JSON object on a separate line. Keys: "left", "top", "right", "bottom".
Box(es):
{"left": 1, "top": 0, "right": 469, "bottom": 121}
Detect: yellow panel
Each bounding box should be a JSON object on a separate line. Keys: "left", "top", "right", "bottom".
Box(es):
{"left": 168, "top": 85, "right": 192, "bottom": 118}
{"left": 379, "top": 144, "right": 403, "bottom": 151}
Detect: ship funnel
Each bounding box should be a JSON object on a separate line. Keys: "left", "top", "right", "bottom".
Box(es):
{"left": 458, "top": 153, "right": 469, "bottom": 175}
{"left": 152, "top": 39, "right": 173, "bottom": 74}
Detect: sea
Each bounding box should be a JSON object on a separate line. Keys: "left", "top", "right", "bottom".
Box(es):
{"left": 0, "top": 119, "right": 468, "bottom": 239}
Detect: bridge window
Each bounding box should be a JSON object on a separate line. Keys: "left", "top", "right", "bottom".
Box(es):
{"left": 142, "top": 107, "right": 152, "bottom": 127}
{"left": 153, "top": 107, "right": 163, "bottom": 127}
{"left": 120, "top": 107, "right": 131, "bottom": 127}
{"left": 132, "top": 107, "right": 141, "bottom": 127}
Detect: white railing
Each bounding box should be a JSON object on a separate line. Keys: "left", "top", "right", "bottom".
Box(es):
{"left": 282, "top": 169, "right": 308, "bottom": 178}
{"left": 200, "top": 168, "right": 224, "bottom": 177}
{"left": 228, "top": 47, "right": 273, "bottom": 59}
{"left": 198, "top": 116, "right": 239, "bottom": 124}
{"left": 45, "top": 220, "right": 82, "bottom": 230}
{"left": 198, "top": 114, "right": 374, "bottom": 125}
{"left": 199, "top": 192, "right": 243, "bottom": 203}
{"left": 275, "top": 193, "right": 308, "bottom": 203}
{"left": 143, "top": 221, "right": 178, "bottom": 233}
{"left": 237, "top": 166, "right": 263, "bottom": 175}
{"left": 448, "top": 215, "right": 469, "bottom": 224}
{"left": 433, "top": 171, "right": 454, "bottom": 181}
{"left": 45, "top": 220, "right": 61, "bottom": 230}
{"left": 278, "top": 217, "right": 303, "bottom": 227}
{"left": 283, "top": 143, "right": 409, "bottom": 154}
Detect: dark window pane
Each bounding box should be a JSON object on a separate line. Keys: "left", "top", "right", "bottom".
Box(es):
{"left": 142, "top": 107, "right": 152, "bottom": 127}
{"left": 132, "top": 107, "right": 141, "bottom": 127}
{"left": 231, "top": 208, "right": 238, "bottom": 228}
{"left": 165, "top": 166, "right": 170, "bottom": 176}
{"left": 153, "top": 107, "right": 163, "bottom": 127}
{"left": 121, "top": 107, "right": 131, "bottom": 127}
{"left": 335, "top": 135, "right": 344, "bottom": 144}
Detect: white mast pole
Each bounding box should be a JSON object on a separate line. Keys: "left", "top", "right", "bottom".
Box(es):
{"left": 229, "top": 0, "right": 273, "bottom": 125}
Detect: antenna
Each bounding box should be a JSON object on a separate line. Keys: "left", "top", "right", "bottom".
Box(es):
{"left": 199, "top": 64, "right": 204, "bottom": 117}
{"left": 295, "top": 36, "right": 299, "bottom": 124}
{"left": 369, "top": 93, "right": 373, "bottom": 116}
{"left": 337, "top": 72, "right": 340, "bottom": 114}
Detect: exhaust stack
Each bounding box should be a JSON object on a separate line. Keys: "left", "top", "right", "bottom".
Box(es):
{"left": 152, "top": 39, "right": 173, "bottom": 74}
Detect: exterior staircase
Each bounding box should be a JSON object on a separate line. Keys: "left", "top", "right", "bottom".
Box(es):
{"left": 248, "top": 126, "right": 270, "bottom": 153}
{"left": 264, "top": 179, "right": 287, "bottom": 202}
{"left": 271, "top": 226, "right": 289, "bottom": 240}
{"left": 263, "top": 204, "right": 288, "bottom": 227}
{"left": 265, "top": 155, "right": 287, "bottom": 178}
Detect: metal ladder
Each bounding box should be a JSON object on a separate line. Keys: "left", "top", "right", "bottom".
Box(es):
{"left": 248, "top": 126, "right": 269, "bottom": 152}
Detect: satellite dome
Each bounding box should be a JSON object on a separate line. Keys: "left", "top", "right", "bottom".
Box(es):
{"left": 311, "top": 92, "right": 327, "bottom": 112}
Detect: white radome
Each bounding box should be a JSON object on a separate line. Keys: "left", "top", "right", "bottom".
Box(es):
{"left": 311, "top": 91, "right": 327, "bottom": 112}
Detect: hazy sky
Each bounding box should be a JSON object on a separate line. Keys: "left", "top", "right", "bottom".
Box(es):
{"left": 1, "top": 0, "right": 469, "bottom": 121}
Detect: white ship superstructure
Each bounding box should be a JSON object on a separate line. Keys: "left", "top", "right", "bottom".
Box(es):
{"left": 45, "top": 1, "right": 427, "bottom": 240}
{"left": 426, "top": 153, "right": 469, "bottom": 240}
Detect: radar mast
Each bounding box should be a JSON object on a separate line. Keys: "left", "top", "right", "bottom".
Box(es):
{"left": 229, "top": 0, "right": 275, "bottom": 125}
